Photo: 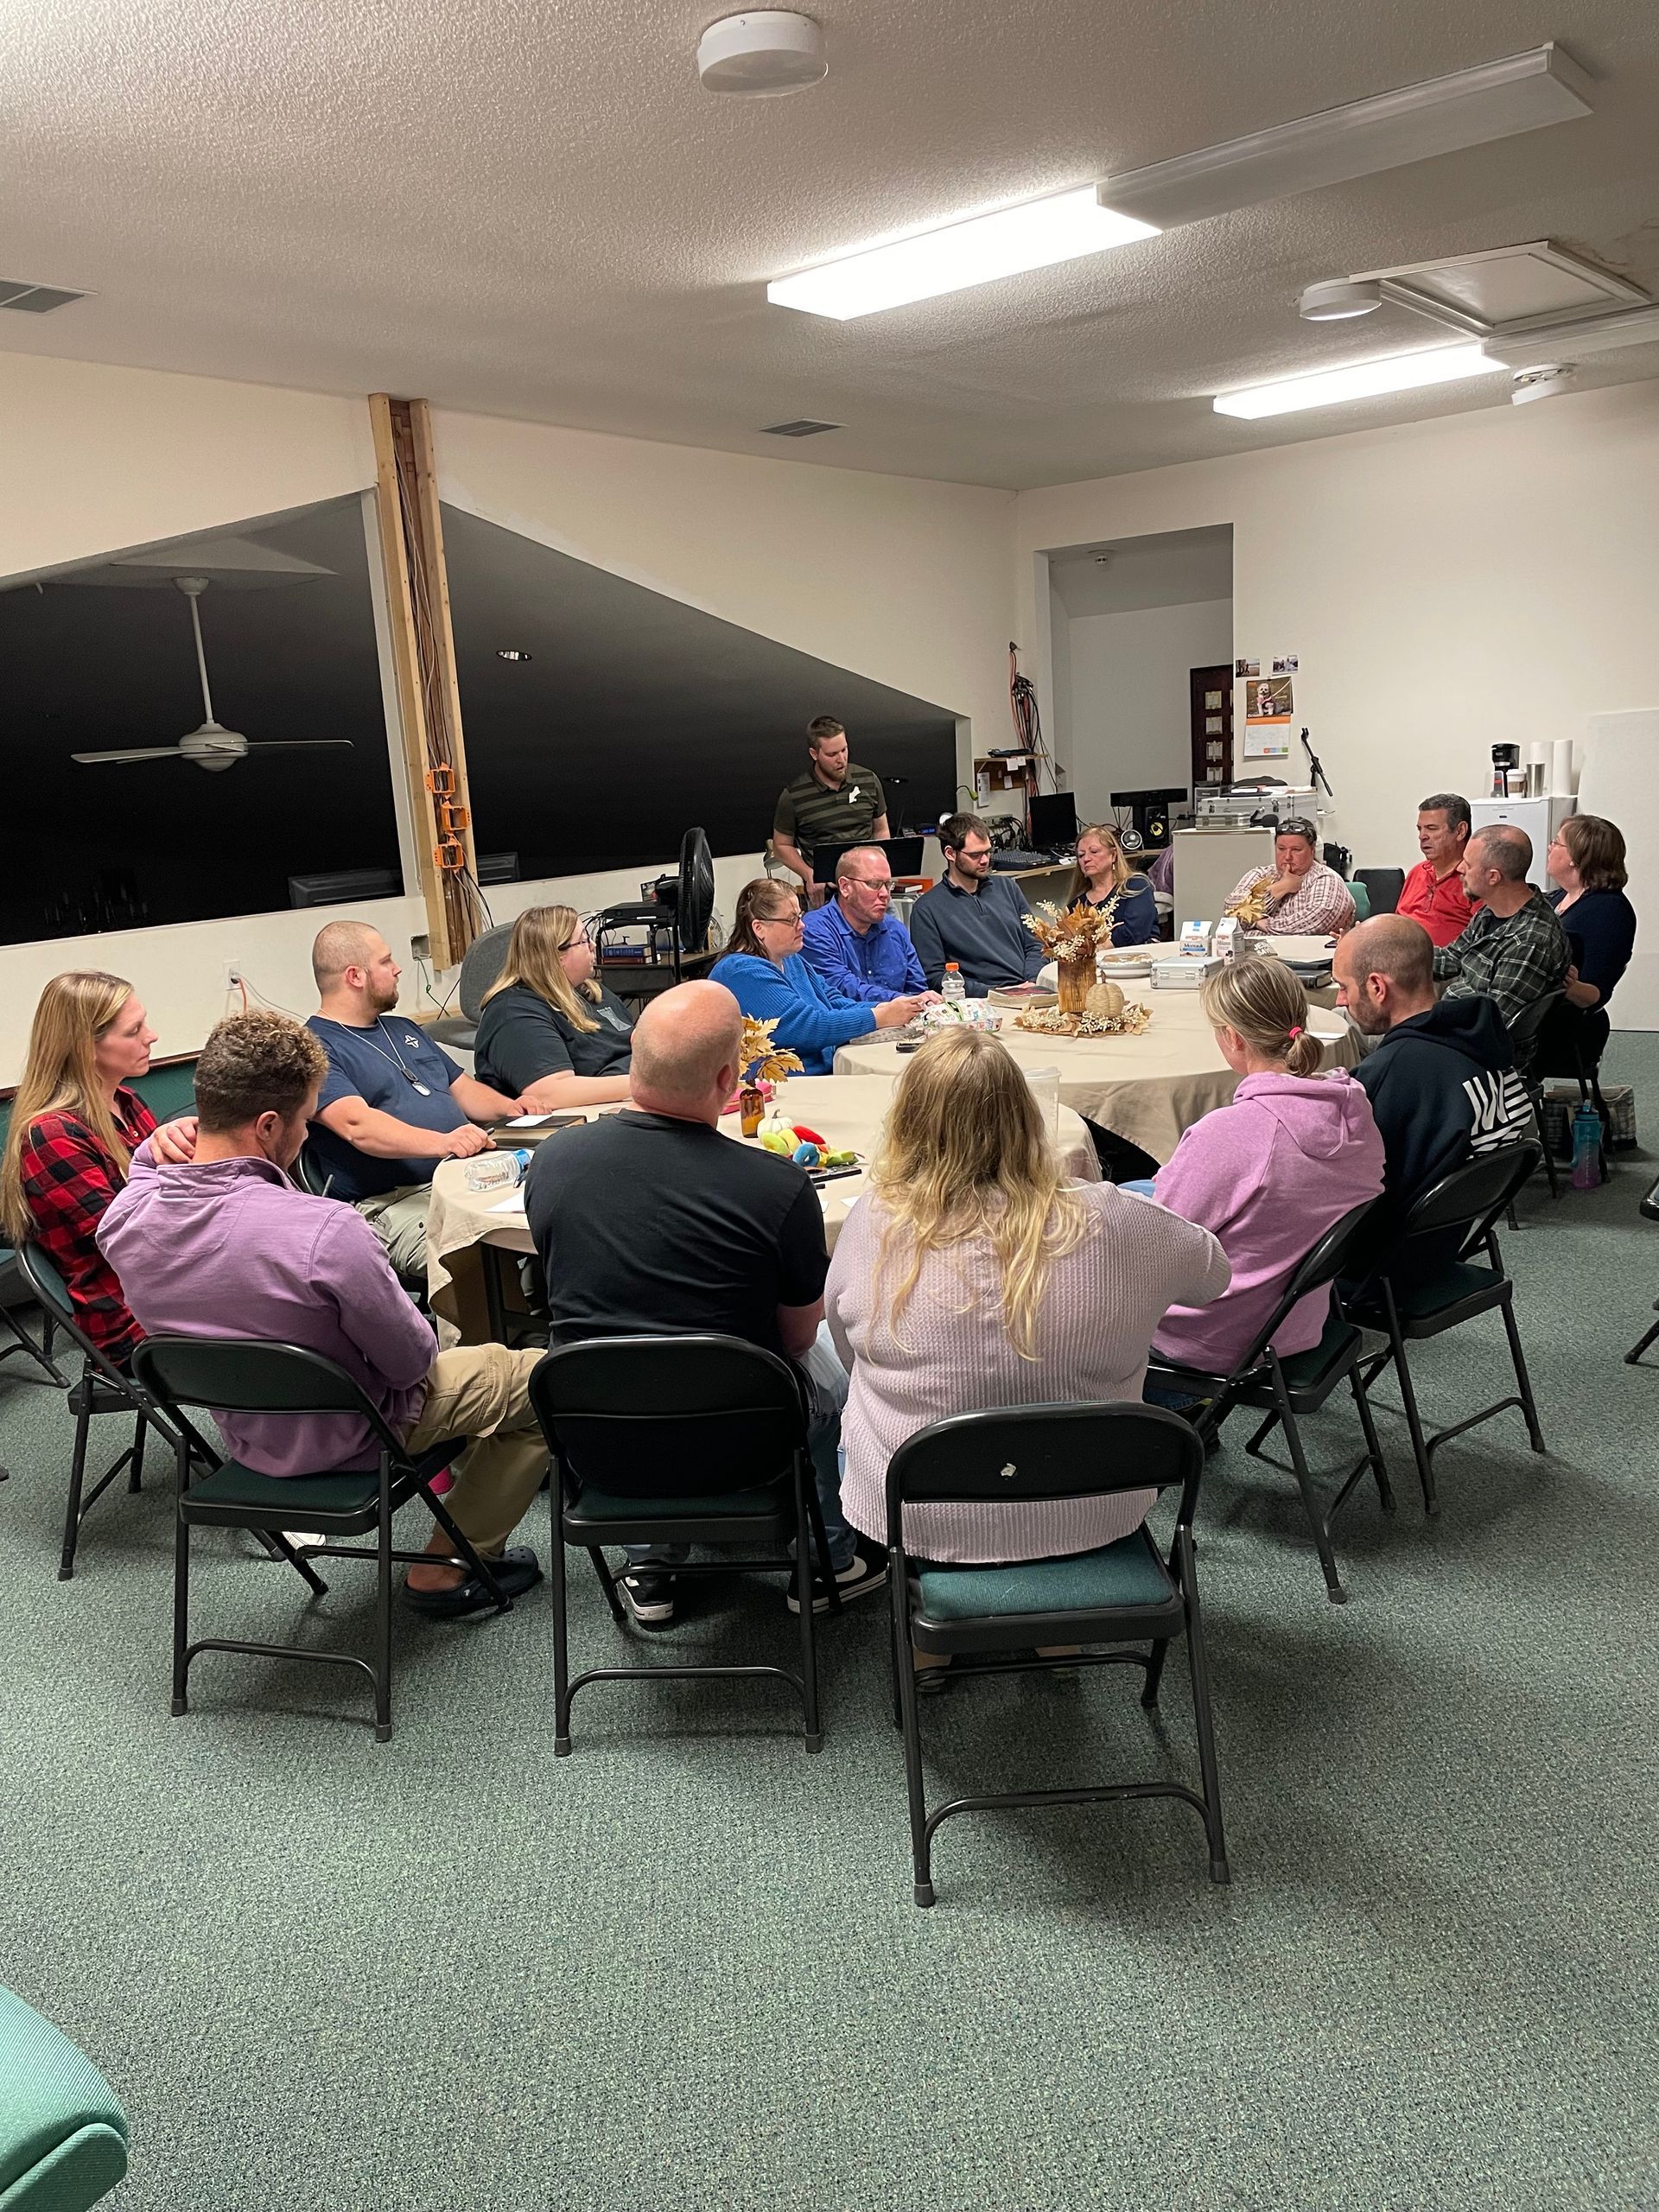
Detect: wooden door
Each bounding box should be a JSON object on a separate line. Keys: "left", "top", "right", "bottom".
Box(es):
{"left": 1190, "top": 664, "right": 1232, "bottom": 789}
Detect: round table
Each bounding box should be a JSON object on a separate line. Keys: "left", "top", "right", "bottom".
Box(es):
{"left": 833, "top": 989, "right": 1357, "bottom": 1166}
{"left": 425, "top": 1074, "right": 1103, "bottom": 1344}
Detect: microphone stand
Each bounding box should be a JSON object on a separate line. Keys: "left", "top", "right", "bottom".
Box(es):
{"left": 1300, "top": 726, "right": 1333, "bottom": 799}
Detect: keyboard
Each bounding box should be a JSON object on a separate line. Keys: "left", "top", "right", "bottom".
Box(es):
{"left": 992, "top": 851, "right": 1061, "bottom": 870}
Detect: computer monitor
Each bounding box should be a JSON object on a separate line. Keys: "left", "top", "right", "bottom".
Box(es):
{"left": 810, "top": 835, "right": 925, "bottom": 885}
{"left": 1027, "top": 791, "right": 1078, "bottom": 852}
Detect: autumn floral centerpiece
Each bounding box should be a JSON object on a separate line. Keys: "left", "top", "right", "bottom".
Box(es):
{"left": 1015, "top": 896, "right": 1152, "bottom": 1039}
{"left": 736, "top": 1015, "right": 804, "bottom": 1137}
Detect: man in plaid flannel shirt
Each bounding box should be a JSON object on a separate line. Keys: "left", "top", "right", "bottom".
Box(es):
{"left": 1432, "top": 824, "right": 1569, "bottom": 1075}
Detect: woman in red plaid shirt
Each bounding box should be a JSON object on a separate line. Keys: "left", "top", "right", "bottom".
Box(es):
{"left": 0, "top": 972, "right": 195, "bottom": 1364}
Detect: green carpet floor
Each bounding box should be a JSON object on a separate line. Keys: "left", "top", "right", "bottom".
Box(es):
{"left": 3, "top": 1046, "right": 1656, "bottom": 2211}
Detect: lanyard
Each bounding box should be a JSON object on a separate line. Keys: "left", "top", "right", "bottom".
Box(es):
{"left": 319, "top": 1017, "right": 433, "bottom": 1096}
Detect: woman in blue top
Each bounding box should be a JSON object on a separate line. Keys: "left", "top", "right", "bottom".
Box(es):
{"left": 1541, "top": 813, "right": 1637, "bottom": 1070}
{"left": 711, "top": 880, "right": 925, "bottom": 1075}
{"left": 1065, "top": 824, "right": 1160, "bottom": 946}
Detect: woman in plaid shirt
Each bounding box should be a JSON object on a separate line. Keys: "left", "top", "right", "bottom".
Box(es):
{"left": 0, "top": 972, "right": 195, "bottom": 1363}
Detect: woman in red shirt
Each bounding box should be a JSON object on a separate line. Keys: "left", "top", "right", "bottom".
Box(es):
{"left": 0, "top": 972, "right": 194, "bottom": 1364}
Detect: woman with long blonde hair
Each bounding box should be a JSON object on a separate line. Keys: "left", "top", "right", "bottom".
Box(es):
{"left": 471, "top": 904, "right": 634, "bottom": 1110}
{"left": 824, "top": 1027, "right": 1228, "bottom": 1568}
{"left": 1065, "top": 823, "right": 1159, "bottom": 946}
{"left": 0, "top": 972, "right": 194, "bottom": 1363}
{"left": 1148, "top": 957, "right": 1382, "bottom": 1376}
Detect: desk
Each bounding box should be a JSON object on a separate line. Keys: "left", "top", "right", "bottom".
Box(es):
{"left": 833, "top": 991, "right": 1357, "bottom": 1166}
{"left": 596, "top": 946, "right": 718, "bottom": 1008}
{"left": 1007, "top": 863, "right": 1074, "bottom": 906}
{"left": 425, "top": 1074, "right": 1103, "bottom": 1344}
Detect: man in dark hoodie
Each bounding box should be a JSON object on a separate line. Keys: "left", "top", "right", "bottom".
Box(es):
{"left": 1334, "top": 916, "right": 1533, "bottom": 1248}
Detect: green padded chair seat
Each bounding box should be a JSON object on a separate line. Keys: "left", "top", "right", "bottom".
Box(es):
{"left": 1270, "top": 1310, "right": 1360, "bottom": 1397}
{"left": 1357, "top": 1262, "right": 1503, "bottom": 1327}
{"left": 916, "top": 1526, "right": 1175, "bottom": 1624}
{"left": 0, "top": 1987, "right": 128, "bottom": 2211}
{"left": 566, "top": 1478, "right": 788, "bottom": 1527}
{"left": 187, "top": 1462, "right": 383, "bottom": 1516}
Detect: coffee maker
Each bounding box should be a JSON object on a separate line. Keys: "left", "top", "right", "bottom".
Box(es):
{"left": 1491, "top": 742, "right": 1521, "bottom": 797}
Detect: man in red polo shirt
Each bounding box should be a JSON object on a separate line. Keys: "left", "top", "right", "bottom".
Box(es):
{"left": 1396, "top": 791, "right": 1478, "bottom": 947}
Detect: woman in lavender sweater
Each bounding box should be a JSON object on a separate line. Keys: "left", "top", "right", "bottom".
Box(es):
{"left": 825, "top": 1028, "right": 1229, "bottom": 1568}
{"left": 1148, "top": 960, "right": 1384, "bottom": 1375}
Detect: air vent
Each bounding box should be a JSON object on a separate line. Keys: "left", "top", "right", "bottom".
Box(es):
{"left": 760, "top": 418, "right": 842, "bottom": 437}
{"left": 0, "top": 279, "right": 86, "bottom": 314}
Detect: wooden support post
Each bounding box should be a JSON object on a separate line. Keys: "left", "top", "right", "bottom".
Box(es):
{"left": 368, "top": 393, "right": 480, "bottom": 969}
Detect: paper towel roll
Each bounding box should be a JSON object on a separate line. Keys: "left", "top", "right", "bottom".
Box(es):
{"left": 1525, "top": 740, "right": 1548, "bottom": 767}
{"left": 1548, "top": 738, "right": 1574, "bottom": 794}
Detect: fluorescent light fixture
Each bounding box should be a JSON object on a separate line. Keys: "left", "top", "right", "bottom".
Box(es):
{"left": 1097, "top": 45, "right": 1591, "bottom": 231}
{"left": 766, "top": 187, "right": 1157, "bottom": 321}
{"left": 1213, "top": 343, "right": 1503, "bottom": 419}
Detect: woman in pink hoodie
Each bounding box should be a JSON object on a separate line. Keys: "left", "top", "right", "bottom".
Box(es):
{"left": 1147, "top": 959, "right": 1383, "bottom": 1374}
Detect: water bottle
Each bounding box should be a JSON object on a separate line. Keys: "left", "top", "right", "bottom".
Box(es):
{"left": 1570, "top": 1103, "right": 1601, "bottom": 1190}
{"left": 941, "top": 963, "right": 965, "bottom": 1003}
{"left": 465, "top": 1147, "right": 531, "bottom": 1194}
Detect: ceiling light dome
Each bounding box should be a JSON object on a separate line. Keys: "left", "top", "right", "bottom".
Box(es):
{"left": 1299, "top": 279, "right": 1383, "bottom": 321}
{"left": 697, "top": 12, "right": 826, "bottom": 96}
{"left": 1510, "top": 363, "right": 1576, "bottom": 405}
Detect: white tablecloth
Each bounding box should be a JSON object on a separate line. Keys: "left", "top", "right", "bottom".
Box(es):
{"left": 834, "top": 989, "right": 1356, "bottom": 1166}
{"left": 425, "top": 1074, "right": 1103, "bottom": 1343}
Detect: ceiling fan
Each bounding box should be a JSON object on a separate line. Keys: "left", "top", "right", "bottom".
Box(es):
{"left": 71, "top": 576, "right": 356, "bottom": 772}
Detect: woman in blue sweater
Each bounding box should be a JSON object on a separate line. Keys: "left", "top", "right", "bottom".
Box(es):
{"left": 712, "top": 880, "right": 925, "bottom": 1074}
{"left": 1541, "top": 812, "right": 1637, "bottom": 1071}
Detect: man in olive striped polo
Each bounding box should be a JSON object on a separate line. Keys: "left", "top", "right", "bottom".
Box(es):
{"left": 772, "top": 717, "right": 890, "bottom": 897}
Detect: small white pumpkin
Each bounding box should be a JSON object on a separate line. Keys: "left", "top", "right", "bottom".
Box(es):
{"left": 1085, "top": 979, "right": 1126, "bottom": 1021}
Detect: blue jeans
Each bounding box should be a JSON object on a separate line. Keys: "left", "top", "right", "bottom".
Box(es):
{"left": 626, "top": 1324, "right": 855, "bottom": 1573}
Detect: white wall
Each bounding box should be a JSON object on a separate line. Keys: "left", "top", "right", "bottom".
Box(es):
{"left": 432, "top": 407, "right": 1013, "bottom": 811}
{"left": 1017, "top": 380, "right": 1659, "bottom": 896}
{"left": 1062, "top": 598, "right": 1232, "bottom": 817}
{"left": 0, "top": 349, "right": 1015, "bottom": 1078}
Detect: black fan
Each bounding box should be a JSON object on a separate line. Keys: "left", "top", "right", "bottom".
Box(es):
{"left": 675, "top": 825, "right": 715, "bottom": 956}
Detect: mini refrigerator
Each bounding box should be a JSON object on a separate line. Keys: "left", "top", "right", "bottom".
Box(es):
{"left": 1469, "top": 797, "right": 1576, "bottom": 889}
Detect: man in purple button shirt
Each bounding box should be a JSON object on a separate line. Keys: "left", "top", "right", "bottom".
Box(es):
{"left": 98, "top": 1012, "right": 545, "bottom": 1618}
{"left": 799, "top": 846, "right": 940, "bottom": 1007}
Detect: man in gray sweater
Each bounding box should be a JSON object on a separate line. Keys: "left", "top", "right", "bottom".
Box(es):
{"left": 909, "top": 812, "right": 1049, "bottom": 996}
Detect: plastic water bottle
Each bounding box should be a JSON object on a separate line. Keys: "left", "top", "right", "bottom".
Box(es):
{"left": 941, "top": 964, "right": 965, "bottom": 1003}
{"left": 1570, "top": 1103, "right": 1601, "bottom": 1190}
{"left": 465, "top": 1147, "right": 531, "bottom": 1193}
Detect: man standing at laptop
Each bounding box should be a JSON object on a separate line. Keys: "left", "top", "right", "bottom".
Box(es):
{"left": 771, "top": 717, "right": 889, "bottom": 899}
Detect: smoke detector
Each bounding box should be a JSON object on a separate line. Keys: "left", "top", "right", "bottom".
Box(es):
{"left": 1299, "top": 278, "right": 1382, "bottom": 321}
{"left": 697, "top": 12, "right": 826, "bottom": 95}
{"left": 1510, "top": 363, "right": 1576, "bottom": 404}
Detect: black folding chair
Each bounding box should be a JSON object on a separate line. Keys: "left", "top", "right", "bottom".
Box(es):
{"left": 16, "top": 1243, "right": 172, "bottom": 1580}
{"left": 1507, "top": 989, "right": 1567, "bottom": 1202}
{"left": 886, "top": 1403, "right": 1226, "bottom": 1908}
{"left": 1346, "top": 1145, "right": 1544, "bottom": 1516}
{"left": 528, "top": 1335, "right": 840, "bottom": 1757}
{"left": 1353, "top": 867, "right": 1406, "bottom": 916}
{"left": 1623, "top": 1172, "right": 1659, "bottom": 1364}
{"left": 0, "top": 1245, "right": 66, "bottom": 1389}
{"left": 131, "top": 1336, "right": 507, "bottom": 1741}
{"left": 1144, "top": 1198, "right": 1392, "bottom": 1604}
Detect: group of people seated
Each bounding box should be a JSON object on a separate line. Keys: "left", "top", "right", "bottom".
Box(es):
{"left": 4, "top": 767, "right": 1627, "bottom": 1650}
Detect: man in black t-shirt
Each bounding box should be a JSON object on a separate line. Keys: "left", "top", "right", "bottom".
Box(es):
{"left": 524, "top": 979, "right": 884, "bottom": 1627}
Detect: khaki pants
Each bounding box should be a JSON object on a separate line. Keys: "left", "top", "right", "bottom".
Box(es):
{"left": 354, "top": 1184, "right": 432, "bottom": 1288}
{"left": 402, "top": 1344, "right": 547, "bottom": 1558}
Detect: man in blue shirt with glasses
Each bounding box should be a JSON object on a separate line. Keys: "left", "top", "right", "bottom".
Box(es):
{"left": 800, "top": 846, "right": 938, "bottom": 1006}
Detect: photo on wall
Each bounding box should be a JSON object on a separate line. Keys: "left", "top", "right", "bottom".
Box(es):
{"left": 1245, "top": 674, "right": 1294, "bottom": 723}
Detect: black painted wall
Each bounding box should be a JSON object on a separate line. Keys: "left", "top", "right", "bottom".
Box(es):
{"left": 3, "top": 495, "right": 958, "bottom": 944}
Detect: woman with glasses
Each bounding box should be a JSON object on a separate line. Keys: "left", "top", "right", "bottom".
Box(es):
{"left": 711, "top": 880, "right": 924, "bottom": 1075}
{"left": 472, "top": 906, "right": 634, "bottom": 1110}
{"left": 1225, "top": 818, "right": 1356, "bottom": 937}
{"left": 1065, "top": 823, "right": 1159, "bottom": 944}
{"left": 0, "top": 970, "right": 197, "bottom": 1365}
